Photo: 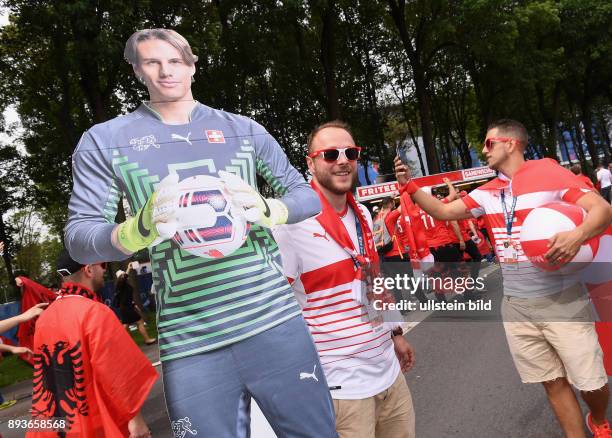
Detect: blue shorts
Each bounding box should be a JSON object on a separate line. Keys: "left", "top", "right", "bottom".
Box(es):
{"left": 163, "top": 315, "right": 337, "bottom": 437}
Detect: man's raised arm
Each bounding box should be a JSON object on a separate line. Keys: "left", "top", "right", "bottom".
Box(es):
{"left": 393, "top": 157, "right": 472, "bottom": 221}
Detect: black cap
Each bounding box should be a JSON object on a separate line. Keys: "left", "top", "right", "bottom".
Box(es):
{"left": 56, "top": 249, "right": 85, "bottom": 277}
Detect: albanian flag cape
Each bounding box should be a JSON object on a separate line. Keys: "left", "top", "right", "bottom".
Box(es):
{"left": 27, "top": 283, "right": 158, "bottom": 437}
{"left": 17, "top": 276, "right": 57, "bottom": 365}
{"left": 479, "top": 158, "right": 612, "bottom": 375}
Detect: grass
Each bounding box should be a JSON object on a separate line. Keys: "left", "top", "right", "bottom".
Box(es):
{"left": 0, "top": 311, "right": 158, "bottom": 389}
{"left": 0, "top": 354, "right": 33, "bottom": 388}
{"left": 128, "top": 311, "right": 159, "bottom": 346}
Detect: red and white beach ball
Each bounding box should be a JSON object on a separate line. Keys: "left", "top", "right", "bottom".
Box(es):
{"left": 520, "top": 202, "right": 599, "bottom": 272}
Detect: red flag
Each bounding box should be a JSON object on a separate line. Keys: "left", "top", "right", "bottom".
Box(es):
{"left": 17, "top": 277, "right": 56, "bottom": 365}
{"left": 581, "top": 230, "right": 612, "bottom": 375}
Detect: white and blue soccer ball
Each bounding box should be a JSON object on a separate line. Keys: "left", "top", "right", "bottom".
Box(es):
{"left": 172, "top": 175, "right": 250, "bottom": 259}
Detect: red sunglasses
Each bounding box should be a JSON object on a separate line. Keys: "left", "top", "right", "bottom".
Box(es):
{"left": 484, "top": 137, "right": 522, "bottom": 149}
{"left": 308, "top": 146, "right": 362, "bottom": 162}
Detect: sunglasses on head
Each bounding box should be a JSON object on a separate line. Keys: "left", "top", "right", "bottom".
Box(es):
{"left": 484, "top": 137, "right": 522, "bottom": 149}
{"left": 57, "top": 262, "right": 106, "bottom": 277}
{"left": 308, "top": 146, "right": 362, "bottom": 162}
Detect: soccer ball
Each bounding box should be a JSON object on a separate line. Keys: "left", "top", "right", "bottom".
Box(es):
{"left": 172, "top": 175, "right": 250, "bottom": 259}
{"left": 520, "top": 202, "right": 599, "bottom": 272}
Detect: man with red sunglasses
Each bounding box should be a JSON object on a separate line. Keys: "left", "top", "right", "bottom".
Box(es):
{"left": 28, "top": 249, "right": 157, "bottom": 437}
{"left": 274, "top": 120, "right": 416, "bottom": 438}
{"left": 395, "top": 118, "right": 612, "bottom": 437}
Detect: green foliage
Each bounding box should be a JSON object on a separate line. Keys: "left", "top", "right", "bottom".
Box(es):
{"left": 0, "top": 0, "right": 609, "bottom": 248}
{"left": 0, "top": 208, "right": 62, "bottom": 295}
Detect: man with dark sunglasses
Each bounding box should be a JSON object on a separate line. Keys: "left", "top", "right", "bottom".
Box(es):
{"left": 395, "top": 118, "right": 612, "bottom": 437}
{"left": 27, "top": 249, "right": 157, "bottom": 437}
{"left": 274, "top": 120, "right": 416, "bottom": 438}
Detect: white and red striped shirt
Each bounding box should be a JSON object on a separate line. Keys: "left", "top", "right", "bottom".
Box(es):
{"left": 273, "top": 205, "right": 400, "bottom": 399}
{"left": 463, "top": 172, "right": 590, "bottom": 297}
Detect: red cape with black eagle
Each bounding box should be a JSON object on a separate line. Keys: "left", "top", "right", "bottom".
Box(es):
{"left": 27, "top": 283, "right": 157, "bottom": 437}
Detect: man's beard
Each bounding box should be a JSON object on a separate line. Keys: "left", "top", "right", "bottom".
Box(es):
{"left": 316, "top": 168, "right": 357, "bottom": 195}
{"left": 93, "top": 278, "right": 105, "bottom": 295}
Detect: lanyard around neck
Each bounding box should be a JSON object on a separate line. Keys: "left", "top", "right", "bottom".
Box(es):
{"left": 500, "top": 189, "right": 517, "bottom": 237}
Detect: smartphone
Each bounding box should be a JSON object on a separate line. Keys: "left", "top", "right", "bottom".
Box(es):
{"left": 396, "top": 143, "right": 410, "bottom": 166}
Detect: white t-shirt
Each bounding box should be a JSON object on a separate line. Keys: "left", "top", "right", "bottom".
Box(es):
{"left": 596, "top": 168, "right": 612, "bottom": 189}
{"left": 273, "top": 205, "right": 400, "bottom": 399}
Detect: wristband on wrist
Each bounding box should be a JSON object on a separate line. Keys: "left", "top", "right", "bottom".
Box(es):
{"left": 400, "top": 179, "right": 420, "bottom": 195}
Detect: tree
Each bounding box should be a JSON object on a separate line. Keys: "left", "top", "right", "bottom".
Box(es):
{"left": 383, "top": 0, "right": 457, "bottom": 174}
{"left": 0, "top": 144, "right": 27, "bottom": 291}
{"left": 559, "top": 0, "right": 612, "bottom": 166}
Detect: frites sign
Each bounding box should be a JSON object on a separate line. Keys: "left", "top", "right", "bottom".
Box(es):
{"left": 356, "top": 182, "right": 400, "bottom": 200}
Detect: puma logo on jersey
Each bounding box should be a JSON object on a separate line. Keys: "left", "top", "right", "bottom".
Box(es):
{"left": 130, "top": 135, "right": 160, "bottom": 151}
{"left": 312, "top": 231, "right": 329, "bottom": 241}
{"left": 299, "top": 364, "right": 319, "bottom": 382}
{"left": 172, "top": 132, "right": 192, "bottom": 145}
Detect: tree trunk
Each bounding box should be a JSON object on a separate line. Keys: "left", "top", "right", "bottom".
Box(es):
{"left": 363, "top": 41, "right": 387, "bottom": 172}
{"left": 580, "top": 102, "right": 599, "bottom": 167}
{"left": 0, "top": 214, "right": 17, "bottom": 295}
{"left": 444, "top": 135, "right": 454, "bottom": 171}
{"left": 394, "top": 74, "right": 426, "bottom": 175}
{"left": 386, "top": 0, "right": 440, "bottom": 174}
{"left": 405, "top": 112, "right": 426, "bottom": 176}
{"left": 596, "top": 112, "right": 611, "bottom": 162}
{"left": 413, "top": 68, "right": 439, "bottom": 174}
{"left": 320, "top": 0, "right": 341, "bottom": 120}
{"left": 559, "top": 129, "right": 572, "bottom": 164}
{"left": 569, "top": 117, "right": 587, "bottom": 168}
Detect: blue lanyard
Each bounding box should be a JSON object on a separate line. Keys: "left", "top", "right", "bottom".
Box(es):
{"left": 354, "top": 214, "right": 365, "bottom": 260}
{"left": 500, "top": 189, "right": 517, "bottom": 237}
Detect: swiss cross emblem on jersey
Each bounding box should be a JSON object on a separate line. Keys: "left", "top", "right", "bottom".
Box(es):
{"left": 206, "top": 130, "right": 225, "bottom": 143}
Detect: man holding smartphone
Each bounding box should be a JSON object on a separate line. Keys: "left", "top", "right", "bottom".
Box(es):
{"left": 395, "top": 119, "right": 612, "bottom": 437}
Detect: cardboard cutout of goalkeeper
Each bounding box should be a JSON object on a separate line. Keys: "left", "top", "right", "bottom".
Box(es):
{"left": 65, "top": 29, "right": 337, "bottom": 437}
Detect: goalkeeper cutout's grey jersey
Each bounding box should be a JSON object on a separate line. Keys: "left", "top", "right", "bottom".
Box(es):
{"left": 65, "top": 102, "right": 320, "bottom": 361}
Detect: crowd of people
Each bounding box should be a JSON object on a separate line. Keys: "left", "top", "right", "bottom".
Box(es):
{"left": 372, "top": 177, "right": 497, "bottom": 305}
{"left": 0, "top": 27, "right": 610, "bottom": 438}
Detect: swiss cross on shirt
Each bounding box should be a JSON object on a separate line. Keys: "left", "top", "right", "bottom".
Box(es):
{"left": 206, "top": 129, "right": 225, "bottom": 143}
